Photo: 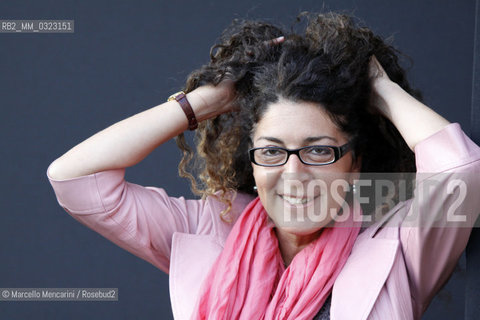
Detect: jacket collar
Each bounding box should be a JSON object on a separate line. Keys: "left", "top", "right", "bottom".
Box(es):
{"left": 330, "top": 201, "right": 408, "bottom": 320}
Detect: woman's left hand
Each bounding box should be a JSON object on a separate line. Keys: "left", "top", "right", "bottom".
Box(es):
{"left": 367, "top": 55, "right": 450, "bottom": 151}
{"left": 368, "top": 55, "right": 393, "bottom": 116}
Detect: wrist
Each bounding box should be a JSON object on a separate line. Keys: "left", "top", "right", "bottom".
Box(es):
{"left": 187, "top": 83, "right": 234, "bottom": 122}
{"left": 372, "top": 80, "right": 403, "bottom": 115}
{"left": 373, "top": 78, "right": 402, "bottom": 97}
{"left": 186, "top": 90, "right": 217, "bottom": 123}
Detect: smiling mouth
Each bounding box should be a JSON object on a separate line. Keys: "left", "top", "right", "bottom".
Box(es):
{"left": 279, "top": 194, "right": 319, "bottom": 205}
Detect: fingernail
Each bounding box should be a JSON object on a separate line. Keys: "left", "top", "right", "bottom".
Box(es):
{"left": 272, "top": 36, "right": 285, "bottom": 44}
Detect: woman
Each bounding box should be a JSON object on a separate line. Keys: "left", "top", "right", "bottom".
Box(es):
{"left": 47, "top": 12, "right": 480, "bottom": 319}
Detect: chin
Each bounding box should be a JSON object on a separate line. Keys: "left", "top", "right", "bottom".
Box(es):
{"left": 274, "top": 219, "right": 329, "bottom": 236}
{"left": 275, "top": 206, "right": 332, "bottom": 226}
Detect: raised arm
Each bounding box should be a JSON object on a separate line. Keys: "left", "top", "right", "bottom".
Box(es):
{"left": 47, "top": 36, "right": 285, "bottom": 180}
{"left": 369, "top": 55, "right": 451, "bottom": 150}
{"left": 46, "top": 79, "right": 238, "bottom": 273}
{"left": 370, "top": 55, "right": 480, "bottom": 316}
{"left": 47, "top": 80, "right": 236, "bottom": 180}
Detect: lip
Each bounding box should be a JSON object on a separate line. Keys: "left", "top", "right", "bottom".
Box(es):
{"left": 278, "top": 193, "right": 320, "bottom": 207}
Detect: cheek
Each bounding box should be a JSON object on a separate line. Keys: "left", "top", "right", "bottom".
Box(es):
{"left": 252, "top": 167, "right": 278, "bottom": 194}
{"left": 252, "top": 167, "right": 282, "bottom": 218}
{"left": 336, "top": 154, "right": 360, "bottom": 175}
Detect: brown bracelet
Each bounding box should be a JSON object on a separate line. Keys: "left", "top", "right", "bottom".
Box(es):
{"left": 167, "top": 91, "right": 198, "bottom": 130}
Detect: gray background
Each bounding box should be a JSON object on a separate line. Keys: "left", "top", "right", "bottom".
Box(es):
{"left": 0, "top": 0, "right": 477, "bottom": 319}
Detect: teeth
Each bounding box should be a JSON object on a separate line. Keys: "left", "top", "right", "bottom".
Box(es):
{"left": 282, "top": 195, "right": 309, "bottom": 205}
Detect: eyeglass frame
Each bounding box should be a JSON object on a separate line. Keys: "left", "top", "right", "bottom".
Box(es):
{"left": 248, "top": 142, "right": 353, "bottom": 167}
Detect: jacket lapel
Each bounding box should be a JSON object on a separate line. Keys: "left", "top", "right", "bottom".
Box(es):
{"left": 169, "top": 232, "right": 223, "bottom": 320}
{"left": 330, "top": 236, "right": 400, "bottom": 319}
{"left": 330, "top": 202, "right": 406, "bottom": 320}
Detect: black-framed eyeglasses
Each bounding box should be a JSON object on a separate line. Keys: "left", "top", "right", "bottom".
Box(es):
{"left": 248, "top": 142, "right": 352, "bottom": 167}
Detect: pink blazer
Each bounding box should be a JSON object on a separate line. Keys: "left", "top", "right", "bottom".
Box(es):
{"left": 47, "top": 123, "right": 480, "bottom": 320}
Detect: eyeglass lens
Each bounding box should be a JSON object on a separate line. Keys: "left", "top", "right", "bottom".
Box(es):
{"left": 254, "top": 146, "right": 335, "bottom": 165}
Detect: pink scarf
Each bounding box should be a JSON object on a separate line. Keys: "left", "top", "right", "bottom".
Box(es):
{"left": 191, "top": 197, "right": 361, "bottom": 320}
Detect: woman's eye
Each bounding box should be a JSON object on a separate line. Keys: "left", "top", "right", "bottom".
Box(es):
{"left": 309, "top": 147, "right": 329, "bottom": 155}
{"left": 262, "top": 148, "right": 282, "bottom": 156}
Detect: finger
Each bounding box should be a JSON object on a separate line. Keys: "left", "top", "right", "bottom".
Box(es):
{"left": 369, "top": 55, "right": 384, "bottom": 78}
{"left": 246, "top": 36, "right": 285, "bottom": 56}
{"left": 264, "top": 36, "right": 285, "bottom": 46}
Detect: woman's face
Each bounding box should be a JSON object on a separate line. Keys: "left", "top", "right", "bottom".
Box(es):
{"left": 251, "top": 98, "right": 360, "bottom": 236}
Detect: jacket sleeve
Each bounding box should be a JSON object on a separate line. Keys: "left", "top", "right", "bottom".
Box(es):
{"left": 46, "top": 165, "right": 207, "bottom": 274}
{"left": 400, "top": 123, "right": 480, "bottom": 315}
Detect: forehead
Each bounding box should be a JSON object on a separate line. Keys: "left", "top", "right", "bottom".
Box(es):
{"left": 253, "top": 99, "right": 346, "bottom": 143}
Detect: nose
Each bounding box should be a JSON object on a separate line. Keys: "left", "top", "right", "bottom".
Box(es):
{"left": 281, "top": 153, "right": 310, "bottom": 182}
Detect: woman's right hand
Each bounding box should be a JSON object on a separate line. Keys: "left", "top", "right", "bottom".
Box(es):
{"left": 187, "top": 78, "right": 237, "bottom": 122}
{"left": 187, "top": 36, "right": 285, "bottom": 123}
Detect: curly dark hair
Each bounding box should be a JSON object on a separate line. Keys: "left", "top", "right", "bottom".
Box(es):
{"left": 175, "top": 12, "right": 418, "bottom": 222}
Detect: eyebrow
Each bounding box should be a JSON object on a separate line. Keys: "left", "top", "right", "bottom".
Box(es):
{"left": 256, "top": 136, "right": 338, "bottom": 144}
